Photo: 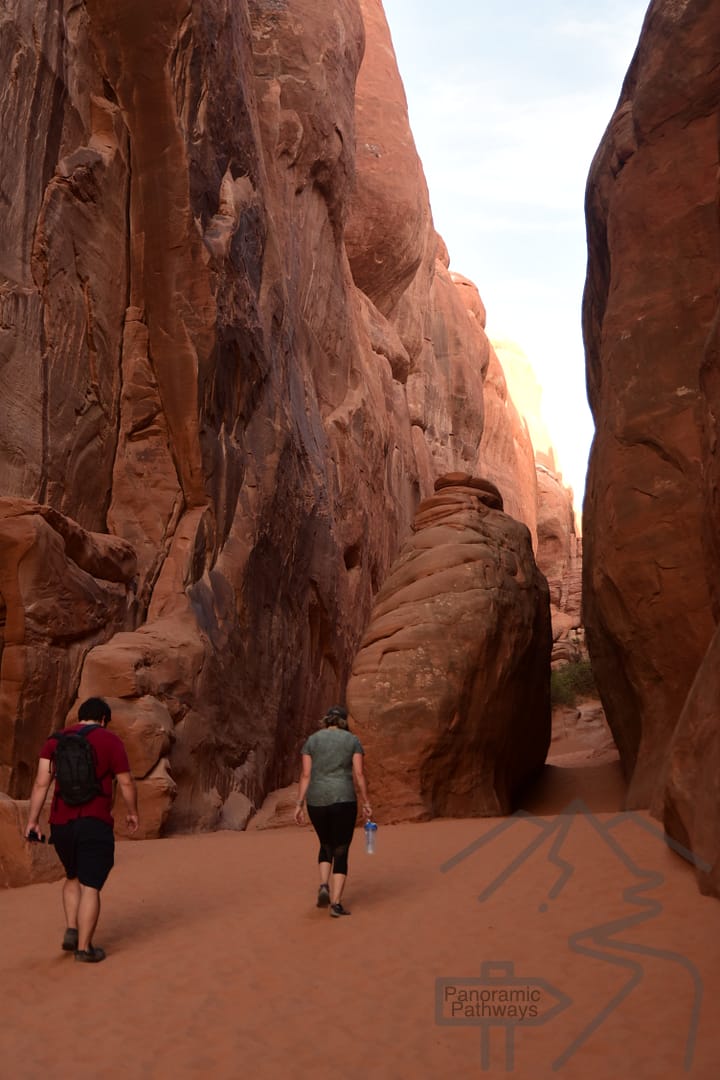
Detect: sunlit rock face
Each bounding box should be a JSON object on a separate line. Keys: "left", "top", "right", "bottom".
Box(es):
{"left": 485, "top": 340, "right": 582, "bottom": 663}
{"left": 492, "top": 338, "right": 559, "bottom": 478}
{"left": 478, "top": 344, "right": 539, "bottom": 546}
{"left": 535, "top": 468, "right": 583, "bottom": 666}
{"left": 583, "top": 0, "right": 720, "bottom": 868}
{"left": 347, "top": 474, "right": 552, "bottom": 822}
{"left": 0, "top": 0, "right": 500, "bottom": 829}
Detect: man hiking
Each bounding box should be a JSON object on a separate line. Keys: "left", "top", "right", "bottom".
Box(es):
{"left": 25, "top": 696, "right": 139, "bottom": 963}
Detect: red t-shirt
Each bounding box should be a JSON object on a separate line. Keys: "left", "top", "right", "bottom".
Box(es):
{"left": 40, "top": 723, "right": 131, "bottom": 826}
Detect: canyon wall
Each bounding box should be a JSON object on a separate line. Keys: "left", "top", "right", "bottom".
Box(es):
{"left": 491, "top": 339, "right": 582, "bottom": 664}
{"left": 478, "top": 340, "right": 539, "bottom": 546}
{"left": 583, "top": 0, "right": 720, "bottom": 893}
{"left": 0, "top": 0, "right": 523, "bottom": 836}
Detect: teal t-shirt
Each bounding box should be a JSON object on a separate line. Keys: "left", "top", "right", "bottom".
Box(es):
{"left": 301, "top": 728, "right": 364, "bottom": 806}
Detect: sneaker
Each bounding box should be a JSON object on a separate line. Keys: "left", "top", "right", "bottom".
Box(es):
{"left": 330, "top": 902, "right": 351, "bottom": 917}
{"left": 62, "top": 928, "right": 79, "bottom": 952}
{"left": 316, "top": 884, "right": 330, "bottom": 908}
{"left": 74, "top": 945, "right": 106, "bottom": 963}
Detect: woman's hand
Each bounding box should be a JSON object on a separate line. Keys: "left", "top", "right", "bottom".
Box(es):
{"left": 294, "top": 803, "right": 305, "bottom": 825}
{"left": 362, "top": 802, "right": 372, "bottom": 818}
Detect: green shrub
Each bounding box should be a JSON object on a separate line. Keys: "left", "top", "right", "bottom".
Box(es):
{"left": 550, "top": 660, "right": 597, "bottom": 707}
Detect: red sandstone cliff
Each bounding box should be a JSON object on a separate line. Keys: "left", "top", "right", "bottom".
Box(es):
{"left": 484, "top": 339, "right": 582, "bottom": 663}
{"left": 583, "top": 0, "right": 720, "bottom": 893}
{"left": 478, "top": 342, "right": 539, "bottom": 546}
{"left": 0, "top": 0, "right": 515, "bottom": 843}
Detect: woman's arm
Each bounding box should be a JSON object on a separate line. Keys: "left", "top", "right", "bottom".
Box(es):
{"left": 352, "top": 753, "right": 372, "bottom": 818}
{"left": 294, "top": 754, "right": 312, "bottom": 824}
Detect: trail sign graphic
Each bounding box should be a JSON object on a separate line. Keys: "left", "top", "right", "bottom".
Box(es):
{"left": 437, "top": 960, "right": 571, "bottom": 1071}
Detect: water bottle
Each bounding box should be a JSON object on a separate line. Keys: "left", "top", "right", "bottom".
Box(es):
{"left": 364, "top": 819, "right": 378, "bottom": 854}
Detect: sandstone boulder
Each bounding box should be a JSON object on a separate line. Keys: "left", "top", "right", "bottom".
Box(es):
{"left": 549, "top": 701, "right": 617, "bottom": 768}
{"left": 347, "top": 474, "right": 552, "bottom": 822}
{"left": 101, "top": 695, "right": 176, "bottom": 839}
{"left": 247, "top": 784, "right": 299, "bottom": 831}
{"left": 219, "top": 790, "right": 254, "bottom": 832}
{"left": 0, "top": 794, "right": 62, "bottom": 889}
{"left": 114, "top": 757, "right": 177, "bottom": 841}
{"left": 94, "top": 695, "right": 174, "bottom": 779}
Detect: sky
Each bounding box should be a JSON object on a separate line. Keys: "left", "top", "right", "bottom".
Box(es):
{"left": 381, "top": 0, "right": 651, "bottom": 512}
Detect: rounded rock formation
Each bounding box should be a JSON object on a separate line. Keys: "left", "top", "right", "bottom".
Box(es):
{"left": 347, "top": 474, "right": 552, "bottom": 821}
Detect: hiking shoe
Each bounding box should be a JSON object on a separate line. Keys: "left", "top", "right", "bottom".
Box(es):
{"left": 62, "top": 928, "right": 79, "bottom": 952}
{"left": 330, "top": 903, "right": 351, "bottom": 918}
{"left": 74, "top": 945, "right": 106, "bottom": 963}
{"left": 317, "top": 884, "right": 330, "bottom": 908}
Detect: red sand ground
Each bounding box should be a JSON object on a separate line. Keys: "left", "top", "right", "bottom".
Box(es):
{"left": 2, "top": 755, "right": 719, "bottom": 1079}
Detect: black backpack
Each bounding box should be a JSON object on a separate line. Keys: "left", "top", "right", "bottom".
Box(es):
{"left": 52, "top": 725, "right": 104, "bottom": 806}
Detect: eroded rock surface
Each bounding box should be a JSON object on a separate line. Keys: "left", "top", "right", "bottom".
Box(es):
{"left": 347, "top": 474, "right": 552, "bottom": 822}
{"left": 0, "top": 499, "right": 136, "bottom": 794}
{"left": 0, "top": 0, "right": 504, "bottom": 837}
{"left": 662, "top": 625, "right": 720, "bottom": 896}
{"left": 583, "top": 0, "right": 720, "bottom": 894}
{"left": 0, "top": 793, "right": 62, "bottom": 889}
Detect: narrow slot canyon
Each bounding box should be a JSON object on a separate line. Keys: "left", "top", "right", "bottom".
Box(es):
{"left": 1, "top": 1, "right": 719, "bottom": 1077}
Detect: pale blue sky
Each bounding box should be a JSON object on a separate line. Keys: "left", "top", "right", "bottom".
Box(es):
{"left": 381, "top": 0, "right": 650, "bottom": 510}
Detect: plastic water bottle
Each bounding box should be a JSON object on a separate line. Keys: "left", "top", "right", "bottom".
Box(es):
{"left": 364, "top": 820, "right": 378, "bottom": 854}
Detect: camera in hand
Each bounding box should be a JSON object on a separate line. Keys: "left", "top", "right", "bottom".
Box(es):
{"left": 28, "top": 829, "right": 46, "bottom": 843}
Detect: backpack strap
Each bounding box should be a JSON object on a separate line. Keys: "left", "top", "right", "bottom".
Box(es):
{"left": 50, "top": 724, "right": 102, "bottom": 740}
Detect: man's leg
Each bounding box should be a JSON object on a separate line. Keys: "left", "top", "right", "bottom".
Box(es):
{"left": 50, "top": 825, "right": 80, "bottom": 950}
{"left": 77, "top": 885, "right": 101, "bottom": 952}
{"left": 60, "top": 878, "right": 81, "bottom": 950}
{"left": 73, "top": 820, "right": 113, "bottom": 960}
{"left": 62, "top": 877, "right": 80, "bottom": 928}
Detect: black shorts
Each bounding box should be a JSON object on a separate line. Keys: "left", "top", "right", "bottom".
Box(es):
{"left": 50, "top": 818, "right": 115, "bottom": 890}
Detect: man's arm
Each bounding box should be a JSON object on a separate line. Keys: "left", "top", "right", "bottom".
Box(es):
{"left": 25, "top": 758, "right": 53, "bottom": 839}
{"left": 115, "top": 772, "right": 139, "bottom": 834}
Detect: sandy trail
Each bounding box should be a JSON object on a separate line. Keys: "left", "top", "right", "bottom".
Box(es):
{"left": 2, "top": 760, "right": 719, "bottom": 1079}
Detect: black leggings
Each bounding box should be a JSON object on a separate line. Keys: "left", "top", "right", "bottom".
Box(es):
{"left": 307, "top": 801, "right": 357, "bottom": 876}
